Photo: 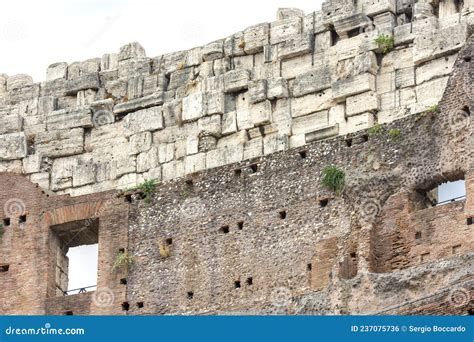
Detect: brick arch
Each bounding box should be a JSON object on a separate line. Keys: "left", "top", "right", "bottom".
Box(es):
{"left": 45, "top": 201, "right": 105, "bottom": 226}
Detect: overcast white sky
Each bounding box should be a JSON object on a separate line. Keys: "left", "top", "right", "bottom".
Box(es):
{"left": 0, "top": 0, "right": 323, "bottom": 82}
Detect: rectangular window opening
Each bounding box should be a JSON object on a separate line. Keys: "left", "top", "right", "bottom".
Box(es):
{"left": 307, "top": 263, "right": 312, "bottom": 271}
{"left": 3, "top": 218, "right": 10, "bottom": 226}
{"left": 64, "top": 311, "right": 74, "bottom": 316}
{"left": 19, "top": 215, "right": 26, "bottom": 223}
{"left": 0, "top": 264, "right": 9, "bottom": 272}
{"left": 165, "top": 237, "right": 173, "bottom": 245}
{"left": 234, "top": 169, "right": 242, "bottom": 177}
{"left": 249, "top": 164, "right": 258, "bottom": 173}
{"left": 298, "top": 150, "right": 307, "bottom": 159}
{"left": 219, "top": 226, "right": 230, "bottom": 234}
{"left": 279, "top": 210, "right": 287, "bottom": 219}
{"left": 417, "top": 178, "right": 466, "bottom": 208}
{"left": 234, "top": 280, "right": 241, "bottom": 289}
{"left": 50, "top": 218, "right": 99, "bottom": 297}
{"left": 237, "top": 221, "right": 244, "bottom": 230}
{"left": 415, "top": 231, "right": 422, "bottom": 239}
{"left": 120, "top": 278, "right": 127, "bottom": 285}
{"left": 246, "top": 277, "right": 253, "bottom": 286}
{"left": 319, "top": 199, "right": 329, "bottom": 207}
{"left": 187, "top": 291, "right": 194, "bottom": 300}
{"left": 467, "top": 217, "right": 473, "bottom": 225}
{"left": 137, "top": 302, "right": 144, "bottom": 308}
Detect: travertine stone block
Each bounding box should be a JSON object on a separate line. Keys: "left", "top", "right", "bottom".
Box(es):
{"left": 162, "top": 160, "right": 185, "bottom": 181}
{"left": 281, "top": 54, "right": 313, "bottom": 79}
{"left": 415, "top": 76, "right": 449, "bottom": 106}
{"left": 7, "top": 74, "right": 33, "bottom": 91}
{"left": 37, "top": 96, "right": 57, "bottom": 115}
{"left": 101, "top": 53, "right": 118, "bottom": 71}
{"left": 22, "top": 153, "right": 42, "bottom": 174}
{"left": 185, "top": 153, "right": 206, "bottom": 174}
{"left": 345, "top": 112, "right": 374, "bottom": 133}
{"left": 0, "top": 132, "right": 27, "bottom": 160}
{"left": 292, "top": 111, "right": 328, "bottom": 135}
{"left": 198, "top": 115, "right": 221, "bottom": 137}
{"left": 395, "top": 67, "right": 415, "bottom": 88}
{"left": 206, "top": 91, "right": 225, "bottom": 115}
{"left": 271, "top": 18, "right": 302, "bottom": 45}
{"left": 277, "top": 35, "right": 312, "bottom": 60}
{"left": 224, "top": 70, "right": 250, "bottom": 93}
{"left": 123, "top": 106, "right": 163, "bottom": 136}
{"left": 243, "top": 138, "right": 263, "bottom": 160}
{"left": 73, "top": 155, "right": 96, "bottom": 187}
{"left": 118, "top": 42, "right": 146, "bottom": 61}
{"left": 305, "top": 125, "right": 339, "bottom": 142}
{"left": 346, "top": 91, "right": 379, "bottom": 116}
{"left": 267, "top": 77, "right": 289, "bottom": 99}
{"left": 36, "top": 128, "right": 84, "bottom": 158}
{"left": 202, "top": 40, "right": 225, "bottom": 61}
{"left": 129, "top": 131, "right": 152, "bottom": 155}
{"left": 158, "top": 143, "right": 174, "bottom": 163}
{"left": 333, "top": 13, "right": 371, "bottom": 38}
{"left": 46, "top": 62, "right": 68, "bottom": 81}
{"left": 250, "top": 100, "right": 272, "bottom": 126}
{"left": 114, "top": 93, "right": 164, "bottom": 115}
{"left": 263, "top": 133, "right": 288, "bottom": 154}
{"left": 137, "top": 146, "right": 159, "bottom": 173}
{"left": 118, "top": 58, "right": 151, "bottom": 78}
{"left": 291, "top": 90, "right": 334, "bottom": 117}
{"left": 46, "top": 108, "right": 92, "bottom": 130}
{"left": 169, "top": 67, "right": 195, "bottom": 90}
{"left": 0, "top": 114, "right": 22, "bottom": 134}
{"left": 182, "top": 92, "right": 205, "bottom": 122}
{"left": 293, "top": 67, "right": 331, "bottom": 97}
{"left": 249, "top": 80, "right": 267, "bottom": 104}
{"left": 65, "top": 73, "right": 100, "bottom": 95}
{"left": 233, "top": 55, "right": 254, "bottom": 70}
{"left": 243, "top": 23, "right": 270, "bottom": 54}
{"left": 222, "top": 111, "right": 237, "bottom": 135}
{"left": 332, "top": 73, "right": 376, "bottom": 101}
{"left": 415, "top": 54, "right": 457, "bottom": 84}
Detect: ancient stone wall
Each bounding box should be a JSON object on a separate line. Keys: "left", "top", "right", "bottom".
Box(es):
{"left": 0, "top": 0, "right": 473, "bottom": 197}
{"left": 0, "top": 0, "right": 473, "bottom": 316}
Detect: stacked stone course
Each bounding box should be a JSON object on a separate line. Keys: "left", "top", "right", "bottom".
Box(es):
{"left": 0, "top": 0, "right": 472, "bottom": 196}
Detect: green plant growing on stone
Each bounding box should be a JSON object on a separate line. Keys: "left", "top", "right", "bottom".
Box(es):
{"left": 425, "top": 104, "right": 439, "bottom": 115}
{"left": 238, "top": 40, "right": 246, "bottom": 50}
{"left": 112, "top": 250, "right": 134, "bottom": 272}
{"left": 367, "top": 123, "right": 383, "bottom": 137}
{"left": 388, "top": 128, "right": 401, "bottom": 141}
{"left": 321, "top": 166, "right": 345, "bottom": 194}
{"left": 137, "top": 179, "right": 156, "bottom": 204}
{"left": 375, "top": 34, "right": 395, "bottom": 54}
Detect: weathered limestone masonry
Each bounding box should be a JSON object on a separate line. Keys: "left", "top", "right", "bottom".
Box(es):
{"left": 0, "top": 0, "right": 473, "bottom": 195}
{"left": 0, "top": 0, "right": 473, "bottom": 316}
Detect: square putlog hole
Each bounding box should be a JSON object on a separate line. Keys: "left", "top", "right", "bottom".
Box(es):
{"left": 278, "top": 210, "right": 287, "bottom": 219}
{"left": 0, "top": 264, "right": 10, "bottom": 272}
{"left": 187, "top": 291, "right": 194, "bottom": 300}
{"left": 3, "top": 218, "right": 10, "bottom": 226}
{"left": 219, "top": 226, "right": 229, "bottom": 234}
